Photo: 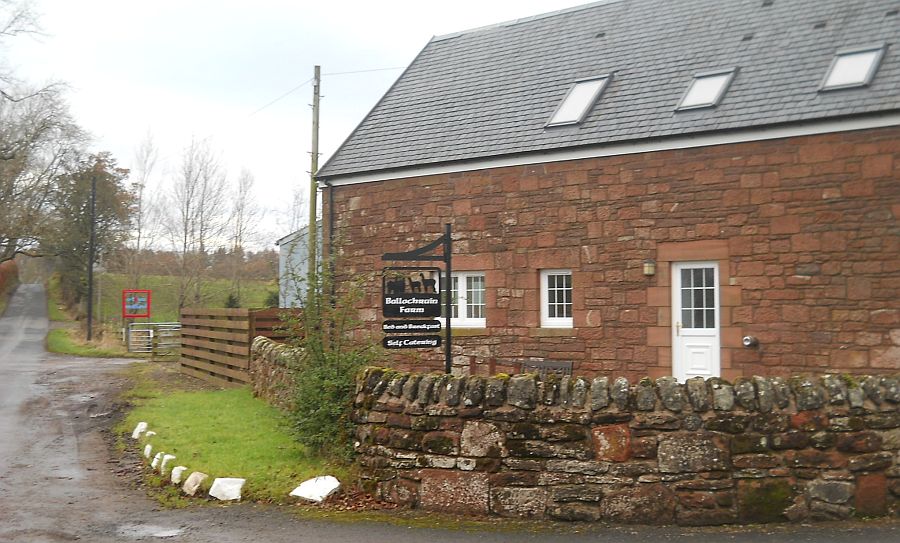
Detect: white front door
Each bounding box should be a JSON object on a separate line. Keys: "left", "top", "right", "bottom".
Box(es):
{"left": 672, "top": 262, "right": 720, "bottom": 382}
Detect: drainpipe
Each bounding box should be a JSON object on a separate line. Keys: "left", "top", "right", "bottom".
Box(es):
{"left": 321, "top": 177, "right": 336, "bottom": 305}
{"left": 321, "top": 178, "right": 334, "bottom": 267}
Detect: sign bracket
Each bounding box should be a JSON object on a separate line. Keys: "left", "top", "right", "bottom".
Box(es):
{"left": 381, "top": 223, "right": 452, "bottom": 373}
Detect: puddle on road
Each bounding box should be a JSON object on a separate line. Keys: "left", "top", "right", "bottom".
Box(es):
{"left": 117, "top": 524, "right": 185, "bottom": 539}
{"left": 0, "top": 528, "right": 79, "bottom": 541}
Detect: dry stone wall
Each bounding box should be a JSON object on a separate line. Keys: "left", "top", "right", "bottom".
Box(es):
{"left": 353, "top": 367, "right": 900, "bottom": 525}
{"left": 249, "top": 336, "right": 304, "bottom": 411}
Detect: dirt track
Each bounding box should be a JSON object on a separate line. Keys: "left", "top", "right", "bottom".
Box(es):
{"left": 1, "top": 284, "right": 898, "bottom": 543}
{"left": 0, "top": 284, "right": 312, "bottom": 542}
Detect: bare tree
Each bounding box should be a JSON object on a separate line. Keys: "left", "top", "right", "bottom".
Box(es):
{"left": 193, "top": 145, "right": 227, "bottom": 304}
{"left": 288, "top": 183, "right": 309, "bottom": 233}
{"left": 0, "top": 0, "right": 49, "bottom": 103}
{"left": 126, "top": 131, "right": 159, "bottom": 287}
{"left": 0, "top": 1, "right": 37, "bottom": 41}
{"left": 0, "top": 1, "right": 83, "bottom": 264}
{"left": 0, "top": 87, "right": 84, "bottom": 263}
{"left": 227, "top": 168, "right": 259, "bottom": 298}
{"left": 164, "top": 138, "right": 228, "bottom": 308}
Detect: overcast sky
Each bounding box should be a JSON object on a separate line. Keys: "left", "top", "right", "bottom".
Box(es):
{"left": 6, "top": 0, "right": 587, "bottom": 247}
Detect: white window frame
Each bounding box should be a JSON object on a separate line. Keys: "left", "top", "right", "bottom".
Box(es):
{"left": 546, "top": 75, "right": 612, "bottom": 127}
{"left": 540, "top": 269, "right": 573, "bottom": 328}
{"left": 438, "top": 271, "right": 486, "bottom": 328}
{"left": 820, "top": 44, "right": 886, "bottom": 91}
{"left": 676, "top": 68, "right": 737, "bottom": 111}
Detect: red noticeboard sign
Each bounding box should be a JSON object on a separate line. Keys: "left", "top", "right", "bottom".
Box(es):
{"left": 122, "top": 290, "right": 152, "bottom": 319}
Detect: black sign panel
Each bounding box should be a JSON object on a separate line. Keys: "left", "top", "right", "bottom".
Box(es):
{"left": 382, "top": 294, "right": 442, "bottom": 318}
{"left": 383, "top": 320, "right": 442, "bottom": 333}
{"left": 382, "top": 335, "right": 442, "bottom": 349}
{"left": 381, "top": 227, "right": 452, "bottom": 367}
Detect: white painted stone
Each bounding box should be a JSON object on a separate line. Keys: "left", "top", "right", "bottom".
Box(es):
{"left": 160, "top": 454, "right": 176, "bottom": 473}
{"left": 208, "top": 478, "right": 246, "bottom": 501}
{"left": 145, "top": 431, "right": 157, "bottom": 437}
{"left": 171, "top": 466, "right": 188, "bottom": 485}
{"left": 182, "top": 472, "right": 208, "bottom": 496}
{"left": 143, "top": 444, "right": 153, "bottom": 458}
{"left": 150, "top": 452, "right": 163, "bottom": 469}
{"left": 289, "top": 476, "right": 341, "bottom": 503}
{"left": 131, "top": 421, "right": 148, "bottom": 439}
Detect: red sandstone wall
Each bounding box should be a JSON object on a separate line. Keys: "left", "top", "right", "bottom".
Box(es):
{"left": 353, "top": 368, "right": 900, "bottom": 524}
{"left": 326, "top": 127, "right": 900, "bottom": 379}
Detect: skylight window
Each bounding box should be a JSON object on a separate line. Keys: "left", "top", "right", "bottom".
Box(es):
{"left": 821, "top": 45, "right": 885, "bottom": 90}
{"left": 677, "top": 69, "right": 736, "bottom": 110}
{"left": 547, "top": 75, "right": 610, "bottom": 126}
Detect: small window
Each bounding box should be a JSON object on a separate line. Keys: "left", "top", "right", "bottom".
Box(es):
{"left": 540, "top": 269, "right": 573, "bottom": 328}
{"left": 547, "top": 76, "right": 610, "bottom": 126}
{"left": 440, "top": 271, "right": 486, "bottom": 328}
{"left": 821, "top": 45, "right": 886, "bottom": 90}
{"left": 677, "top": 69, "right": 737, "bottom": 110}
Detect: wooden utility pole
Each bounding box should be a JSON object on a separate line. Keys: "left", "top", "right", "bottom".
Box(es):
{"left": 306, "top": 65, "right": 321, "bottom": 310}
{"left": 86, "top": 171, "right": 97, "bottom": 341}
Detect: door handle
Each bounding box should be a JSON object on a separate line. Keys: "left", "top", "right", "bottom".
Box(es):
{"left": 676, "top": 322, "right": 682, "bottom": 336}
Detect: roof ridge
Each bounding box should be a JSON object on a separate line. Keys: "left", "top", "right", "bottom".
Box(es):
{"left": 431, "top": 0, "right": 625, "bottom": 42}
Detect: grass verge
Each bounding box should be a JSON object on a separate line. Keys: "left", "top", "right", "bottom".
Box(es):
{"left": 113, "top": 365, "right": 588, "bottom": 533}
{"left": 117, "top": 363, "right": 352, "bottom": 504}
{"left": 46, "top": 327, "right": 137, "bottom": 358}
{"left": 46, "top": 274, "right": 68, "bottom": 321}
{"left": 45, "top": 273, "right": 138, "bottom": 358}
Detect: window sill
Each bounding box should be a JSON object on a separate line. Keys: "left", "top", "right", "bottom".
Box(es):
{"left": 529, "top": 328, "right": 575, "bottom": 337}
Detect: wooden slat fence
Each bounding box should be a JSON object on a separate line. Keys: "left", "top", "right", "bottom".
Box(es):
{"left": 249, "top": 308, "right": 301, "bottom": 343}
{"left": 179, "top": 307, "right": 301, "bottom": 387}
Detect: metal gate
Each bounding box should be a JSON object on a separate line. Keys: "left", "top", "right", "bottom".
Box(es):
{"left": 127, "top": 322, "right": 181, "bottom": 354}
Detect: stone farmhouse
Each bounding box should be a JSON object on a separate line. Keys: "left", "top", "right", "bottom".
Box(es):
{"left": 316, "top": 0, "right": 900, "bottom": 381}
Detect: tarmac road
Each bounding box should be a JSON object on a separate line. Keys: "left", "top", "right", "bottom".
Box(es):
{"left": 0, "top": 283, "right": 897, "bottom": 542}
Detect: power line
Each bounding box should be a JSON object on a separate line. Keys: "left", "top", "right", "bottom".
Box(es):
{"left": 248, "top": 76, "right": 314, "bottom": 117}
{"left": 248, "top": 66, "right": 405, "bottom": 116}
{"left": 323, "top": 66, "right": 405, "bottom": 77}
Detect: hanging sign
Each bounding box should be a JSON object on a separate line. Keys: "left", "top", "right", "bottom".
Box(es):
{"left": 382, "top": 293, "right": 442, "bottom": 318}
{"left": 382, "top": 335, "right": 442, "bottom": 349}
{"left": 381, "top": 267, "right": 442, "bottom": 318}
{"left": 381, "top": 224, "right": 453, "bottom": 370}
{"left": 122, "top": 289, "right": 152, "bottom": 319}
{"left": 382, "top": 319, "right": 442, "bottom": 333}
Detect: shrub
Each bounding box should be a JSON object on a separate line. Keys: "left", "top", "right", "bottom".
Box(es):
{"left": 291, "top": 347, "right": 372, "bottom": 460}
{"left": 283, "top": 253, "right": 381, "bottom": 461}
{"left": 224, "top": 292, "right": 240, "bottom": 308}
{"left": 264, "top": 290, "right": 279, "bottom": 308}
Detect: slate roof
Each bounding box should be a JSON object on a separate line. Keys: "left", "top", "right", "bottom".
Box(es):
{"left": 317, "top": 0, "right": 900, "bottom": 180}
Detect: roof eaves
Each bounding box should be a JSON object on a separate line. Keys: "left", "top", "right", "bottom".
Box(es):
{"left": 319, "top": 109, "right": 900, "bottom": 181}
